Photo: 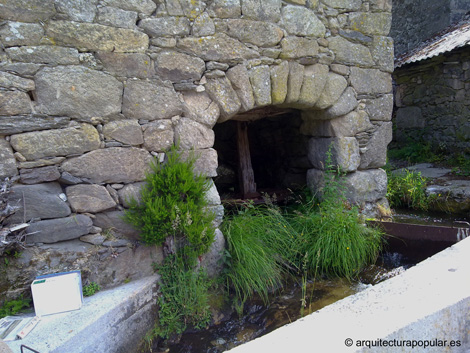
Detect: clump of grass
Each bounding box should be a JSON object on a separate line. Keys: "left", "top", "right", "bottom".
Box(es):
{"left": 222, "top": 203, "right": 295, "bottom": 310}
{"left": 222, "top": 150, "right": 384, "bottom": 310}
{"left": 386, "top": 169, "right": 434, "bottom": 211}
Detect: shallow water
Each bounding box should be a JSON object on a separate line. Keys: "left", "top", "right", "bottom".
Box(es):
{"left": 160, "top": 252, "right": 410, "bottom": 353}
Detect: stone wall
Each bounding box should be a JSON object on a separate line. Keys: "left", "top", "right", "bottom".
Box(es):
{"left": 394, "top": 47, "right": 470, "bottom": 151}
{"left": 391, "top": 0, "right": 469, "bottom": 57}
{"left": 0, "top": 0, "right": 393, "bottom": 300}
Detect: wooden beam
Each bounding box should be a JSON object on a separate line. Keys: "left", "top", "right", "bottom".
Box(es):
{"left": 236, "top": 121, "right": 257, "bottom": 198}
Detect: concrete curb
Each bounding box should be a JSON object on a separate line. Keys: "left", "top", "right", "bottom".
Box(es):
{"left": 6, "top": 275, "right": 159, "bottom": 353}
{"left": 227, "top": 237, "right": 470, "bottom": 353}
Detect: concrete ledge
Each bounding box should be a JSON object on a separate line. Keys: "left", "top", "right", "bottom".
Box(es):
{"left": 6, "top": 275, "right": 159, "bottom": 353}
{"left": 227, "top": 237, "right": 470, "bottom": 353}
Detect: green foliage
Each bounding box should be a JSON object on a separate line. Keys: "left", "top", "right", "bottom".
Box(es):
{"left": 386, "top": 169, "right": 434, "bottom": 211}
{"left": 124, "top": 146, "right": 215, "bottom": 258}
{"left": 222, "top": 203, "right": 292, "bottom": 310}
{"left": 388, "top": 141, "right": 443, "bottom": 164}
{"left": 152, "top": 254, "right": 212, "bottom": 339}
{"left": 0, "top": 296, "right": 31, "bottom": 318}
{"left": 222, "top": 149, "right": 383, "bottom": 310}
{"left": 82, "top": 282, "right": 100, "bottom": 297}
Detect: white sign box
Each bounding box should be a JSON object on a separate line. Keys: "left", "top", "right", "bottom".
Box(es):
{"left": 31, "top": 271, "right": 83, "bottom": 316}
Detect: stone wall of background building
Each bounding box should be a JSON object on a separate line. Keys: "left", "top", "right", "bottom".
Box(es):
{"left": 391, "top": 0, "right": 468, "bottom": 57}
{"left": 394, "top": 47, "right": 470, "bottom": 151}
{"left": 0, "top": 0, "right": 393, "bottom": 300}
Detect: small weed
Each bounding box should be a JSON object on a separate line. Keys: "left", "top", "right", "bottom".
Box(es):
{"left": 82, "top": 282, "right": 100, "bottom": 297}
{"left": 0, "top": 296, "right": 31, "bottom": 318}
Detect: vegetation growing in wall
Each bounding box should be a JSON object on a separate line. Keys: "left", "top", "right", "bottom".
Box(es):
{"left": 125, "top": 146, "right": 215, "bottom": 344}
{"left": 124, "top": 146, "right": 215, "bottom": 259}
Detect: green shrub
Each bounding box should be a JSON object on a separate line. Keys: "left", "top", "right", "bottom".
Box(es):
{"left": 124, "top": 146, "right": 215, "bottom": 258}
{"left": 387, "top": 169, "right": 433, "bottom": 210}
{"left": 153, "top": 253, "right": 212, "bottom": 339}
{"left": 0, "top": 296, "right": 31, "bottom": 318}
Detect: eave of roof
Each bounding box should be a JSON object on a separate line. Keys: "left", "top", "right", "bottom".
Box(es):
{"left": 395, "top": 17, "right": 470, "bottom": 68}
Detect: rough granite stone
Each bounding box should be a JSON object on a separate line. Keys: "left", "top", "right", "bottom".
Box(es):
{"left": 103, "top": 120, "right": 143, "bottom": 146}
{"left": 0, "top": 22, "right": 44, "bottom": 47}
{"left": 118, "top": 182, "right": 146, "bottom": 208}
{"left": 122, "top": 79, "right": 183, "bottom": 120}
{"left": 155, "top": 51, "right": 206, "bottom": 82}
{"left": 308, "top": 136, "right": 360, "bottom": 172}
{"left": 280, "top": 37, "right": 319, "bottom": 59}
{"left": 10, "top": 123, "right": 100, "bottom": 160}
{"left": 328, "top": 36, "right": 374, "bottom": 66}
{"left": 207, "top": 0, "right": 241, "bottom": 18}
{"left": 241, "top": 0, "right": 281, "bottom": 22}
{"left": 364, "top": 94, "right": 393, "bottom": 121}
{"left": 321, "top": 0, "right": 361, "bottom": 10}
{"left": 61, "top": 147, "right": 153, "bottom": 184}
{"left": 55, "top": 0, "right": 98, "bottom": 22}
{"left": 0, "top": 0, "right": 56, "bottom": 22}
{"left": 20, "top": 165, "right": 61, "bottom": 184}
{"left": 226, "top": 65, "right": 255, "bottom": 112}
{"left": 96, "top": 52, "right": 155, "bottom": 78}
{"left": 0, "top": 139, "right": 18, "bottom": 179}
{"left": 225, "top": 19, "right": 283, "bottom": 47}
{"left": 371, "top": 36, "right": 394, "bottom": 73}
{"left": 285, "top": 61, "right": 305, "bottom": 104}
{"left": 350, "top": 67, "right": 392, "bottom": 95}
{"left": 177, "top": 33, "right": 259, "bottom": 63}
{"left": 66, "top": 184, "right": 117, "bottom": 213}
{"left": 343, "top": 169, "right": 388, "bottom": 203}
{"left": 0, "top": 72, "right": 35, "bottom": 91}
{"left": 101, "top": 0, "right": 156, "bottom": 15}
{"left": 270, "top": 61, "right": 289, "bottom": 105}
{"left": 182, "top": 91, "right": 220, "bottom": 127}
{"left": 359, "top": 122, "right": 392, "bottom": 169}
{"left": 139, "top": 17, "right": 191, "bottom": 37}
{"left": 6, "top": 183, "right": 71, "bottom": 224}
{"left": 26, "top": 214, "right": 93, "bottom": 244}
{"left": 35, "top": 66, "right": 123, "bottom": 120}
{"left": 45, "top": 20, "right": 149, "bottom": 53}
{"left": 142, "top": 120, "right": 174, "bottom": 152}
{"left": 93, "top": 210, "right": 140, "bottom": 239}
{"left": 6, "top": 46, "right": 80, "bottom": 65}
{"left": 199, "top": 228, "right": 225, "bottom": 277}
{"left": 0, "top": 116, "right": 70, "bottom": 135}
{"left": 192, "top": 12, "right": 216, "bottom": 37}
{"left": 175, "top": 117, "right": 215, "bottom": 150}
{"left": 181, "top": 148, "right": 218, "bottom": 177}
{"left": 96, "top": 6, "right": 138, "bottom": 29}
{"left": 249, "top": 65, "right": 272, "bottom": 107}
{"left": 301, "top": 111, "right": 372, "bottom": 137}
{"left": 349, "top": 12, "right": 392, "bottom": 36}
{"left": 297, "top": 64, "right": 329, "bottom": 107}
{"left": 205, "top": 76, "right": 241, "bottom": 121}
{"left": 315, "top": 72, "right": 348, "bottom": 110}
{"left": 281, "top": 5, "right": 326, "bottom": 37}
{"left": 19, "top": 157, "right": 65, "bottom": 169}
{"left": 0, "top": 91, "right": 31, "bottom": 116}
